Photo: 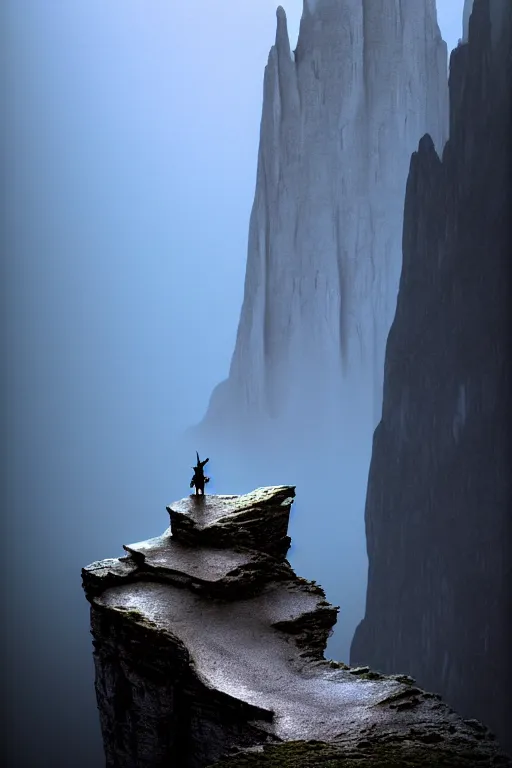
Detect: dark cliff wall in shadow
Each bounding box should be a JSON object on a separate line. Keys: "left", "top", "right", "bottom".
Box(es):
{"left": 351, "top": 0, "right": 512, "bottom": 753}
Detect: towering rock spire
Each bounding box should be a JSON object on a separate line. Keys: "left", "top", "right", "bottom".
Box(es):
{"left": 204, "top": 0, "right": 448, "bottom": 432}
{"left": 192, "top": 1, "right": 449, "bottom": 663}
{"left": 351, "top": 0, "right": 512, "bottom": 750}
{"left": 463, "top": 0, "right": 475, "bottom": 40}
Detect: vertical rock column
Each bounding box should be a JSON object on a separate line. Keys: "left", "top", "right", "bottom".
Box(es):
{"left": 351, "top": 0, "right": 512, "bottom": 752}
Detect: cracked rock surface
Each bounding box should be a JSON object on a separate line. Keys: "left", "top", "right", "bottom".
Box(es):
{"left": 82, "top": 487, "right": 510, "bottom": 767}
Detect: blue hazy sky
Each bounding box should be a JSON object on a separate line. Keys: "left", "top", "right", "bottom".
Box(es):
{"left": 1, "top": 2, "right": 465, "bottom": 765}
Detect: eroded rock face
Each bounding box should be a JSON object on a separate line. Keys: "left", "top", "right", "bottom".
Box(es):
{"left": 211, "top": 733, "right": 511, "bottom": 768}
{"left": 166, "top": 486, "right": 294, "bottom": 559}
{"left": 82, "top": 487, "right": 511, "bottom": 767}
{"left": 205, "top": 0, "right": 448, "bottom": 431}
{"left": 351, "top": 0, "right": 512, "bottom": 754}
{"left": 187, "top": 0, "right": 450, "bottom": 666}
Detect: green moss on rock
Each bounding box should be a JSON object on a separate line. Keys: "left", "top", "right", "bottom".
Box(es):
{"left": 114, "top": 605, "right": 163, "bottom": 631}
{"left": 208, "top": 738, "right": 509, "bottom": 767}
{"left": 209, "top": 741, "right": 343, "bottom": 767}
{"left": 327, "top": 660, "right": 350, "bottom": 670}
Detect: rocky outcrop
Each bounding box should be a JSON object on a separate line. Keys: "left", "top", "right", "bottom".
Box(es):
{"left": 351, "top": 0, "right": 512, "bottom": 754}
{"left": 83, "top": 488, "right": 511, "bottom": 767}
{"left": 166, "top": 486, "right": 292, "bottom": 558}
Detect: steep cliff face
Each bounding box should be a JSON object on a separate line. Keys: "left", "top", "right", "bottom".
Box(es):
{"left": 463, "top": 0, "right": 474, "bottom": 40}
{"left": 83, "top": 487, "right": 512, "bottom": 767}
{"left": 351, "top": 0, "right": 512, "bottom": 753}
{"left": 204, "top": 0, "right": 448, "bottom": 434}
{"left": 185, "top": 0, "right": 450, "bottom": 667}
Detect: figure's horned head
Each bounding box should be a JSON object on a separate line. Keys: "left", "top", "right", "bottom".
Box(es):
{"left": 194, "top": 451, "right": 209, "bottom": 469}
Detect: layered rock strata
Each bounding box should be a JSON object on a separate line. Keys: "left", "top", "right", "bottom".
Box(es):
{"left": 83, "top": 487, "right": 511, "bottom": 767}
{"left": 351, "top": 0, "right": 512, "bottom": 754}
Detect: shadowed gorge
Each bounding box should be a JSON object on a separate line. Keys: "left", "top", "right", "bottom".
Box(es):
{"left": 351, "top": 0, "right": 512, "bottom": 753}
{"left": 82, "top": 488, "right": 511, "bottom": 767}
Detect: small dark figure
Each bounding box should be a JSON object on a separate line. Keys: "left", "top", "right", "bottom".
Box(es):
{"left": 190, "top": 451, "right": 210, "bottom": 496}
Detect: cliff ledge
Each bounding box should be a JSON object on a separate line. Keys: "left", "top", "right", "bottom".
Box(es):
{"left": 82, "top": 487, "right": 510, "bottom": 767}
